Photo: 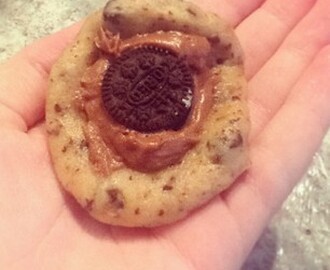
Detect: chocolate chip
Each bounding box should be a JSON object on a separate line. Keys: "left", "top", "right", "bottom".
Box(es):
{"left": 79, "top": 139, "right": 89, "bottom": 150}
{"left": 107, "top": 189, "right": 125, "bottom": 209}
{"left": 186, "top": 7, "right": 197, "bottom": 16}
{"left": 54, "top": 103, "right": 62, "bottom": 113}
{"left": 229, "top": 118, "right": 240, "bottom": 125}
{"left": 206, "top": 141, "right": 212, "bottom": 150}
{"left": 229, "top": 133, "right": 243, "bottom": 149}
{"left": 85, "top": 199, "right": 94, "bottom": 211}
{"left": 163, "top": 185, "right": 173, "bottom": 191}
{"left": 46, "top": 120, "right": 62, "bottom": 136}
{"left": 211, "top": 154, "right": 222, "bottom": 164}
{"left": 143, "top": 191, "right": 150, "bottom": 199}
{"left": 102, "top": 45, "right": 194, "bottom": 133}
{"left": 232, "top": 96, "right": 241, "bottom": 101}
{"left": 158, "top": 209, "right": 165, "bottom": 216}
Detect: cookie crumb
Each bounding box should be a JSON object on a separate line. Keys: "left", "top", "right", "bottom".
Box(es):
{"left": 135, "top": 208, "right": 140, "bottom": 215}
{"left": 158, "top": 209, "right": 165, "bottom": 216}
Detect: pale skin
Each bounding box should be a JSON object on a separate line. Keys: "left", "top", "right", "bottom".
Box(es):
{"left": 1, "top": 0, "right": 330, "bottom": 269}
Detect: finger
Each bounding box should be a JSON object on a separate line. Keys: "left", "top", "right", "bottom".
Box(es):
{"left": 192, "top": 0, "right": 265, "bottom": 27}
{"left": 0, "top": 22, "right": 82, "bottom": 130}
{"left": 236, "top": 0, "right": 316, "bottom": 78}
{"left": 249, "top": 0, "right": 330, "bottom": 137}
{"left": 0, "top": 103, "right": 26, "bottom": 131}
{"left": 252, "top": 45, "right": 330, "bottom": 203}
{"left": 223, "top": 46, "right": 330, "bottom": 256}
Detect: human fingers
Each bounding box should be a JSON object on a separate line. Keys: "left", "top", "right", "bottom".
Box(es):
{"left": 250, "top": 46, "right": 330, "bottom": 210}
{"left": 192, "top": 0, "right": 265, "bottom": 27}
{"left": 223, "top": 46, "right": 330, "bottom": 261}
{"left": 0, "top": 22, "right": 82, "bottom": 131}
{"left": 154, "top": 197, "right": 247, "bottom": 270}
{"left": 236, "top": 0, "right": 316, "bottom": 78}
{"left": 249, "top": 0, "right": 330, "bottom": 137}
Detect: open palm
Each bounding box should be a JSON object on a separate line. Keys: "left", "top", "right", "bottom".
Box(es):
{"left": 1, "top": 0, "right": 330, "bottom": 269}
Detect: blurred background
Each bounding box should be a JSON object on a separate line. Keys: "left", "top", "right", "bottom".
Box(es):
{"left": 0, "top": 1, "right": 329, "bottom": 269}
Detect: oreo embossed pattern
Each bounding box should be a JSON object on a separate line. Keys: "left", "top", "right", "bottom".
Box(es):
{"left": 102, "top": 45, "right": 194, "bottom": 133}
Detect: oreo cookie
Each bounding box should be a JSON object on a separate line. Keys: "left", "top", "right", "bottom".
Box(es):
{"left": 101, "top": 45, "right": 194, "bottom": 133}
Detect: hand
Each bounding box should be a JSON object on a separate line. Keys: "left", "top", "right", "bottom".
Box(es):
{"left": 1, "top": 0, "right": 329, "bottom": 269}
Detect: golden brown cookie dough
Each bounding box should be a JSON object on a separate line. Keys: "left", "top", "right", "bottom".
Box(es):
{"left": 46, "top": 0, "right": 250, "bottom": 227}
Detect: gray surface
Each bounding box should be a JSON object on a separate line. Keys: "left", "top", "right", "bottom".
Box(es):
{"left": 1, "top": 1, "right": 329, "bottom": 269}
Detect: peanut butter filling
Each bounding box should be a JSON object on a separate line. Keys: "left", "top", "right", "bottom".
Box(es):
{"left": 75, "top": 27, "right": 220, "bottom": 175}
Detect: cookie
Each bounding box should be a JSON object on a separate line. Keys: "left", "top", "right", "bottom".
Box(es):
{"left": 46, "top": 0, "right": 250, "bottom": 227}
